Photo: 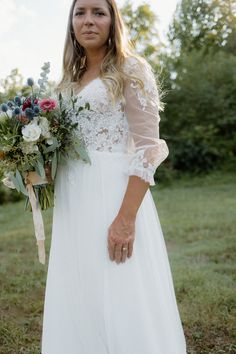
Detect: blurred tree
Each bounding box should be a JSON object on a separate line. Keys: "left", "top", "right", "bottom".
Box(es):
{"left": 121, "top": 1, "right": 168, "bottom": 114}
{"left": 0, "top": 68, "right": 57, "bottom": 104}
{"left": 0, "top": 68, "right": 24, "bottom": 103}
{"left": 161, "top": 48, "right": 236, "bottom": 172}
{"left": 157, "top": 0, "right": 236, "bottom": 173}
{"left": 168, "top": 0, "right": 236, "bottom": 58}
{"left": 121, "top": 0, "right": 165, "bottom": 66}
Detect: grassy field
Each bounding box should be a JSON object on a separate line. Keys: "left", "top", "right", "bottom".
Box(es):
{"left": 0, "top": 172, "right": 235, "bottom": 354}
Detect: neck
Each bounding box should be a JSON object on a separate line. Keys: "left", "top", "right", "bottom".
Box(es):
{"left": 85, "top": 47, "right": 107, "bottom": 71}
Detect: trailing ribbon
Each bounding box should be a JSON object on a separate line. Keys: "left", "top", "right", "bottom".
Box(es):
{"left": 25, "top": 172, "right": 46, "bottom": 265}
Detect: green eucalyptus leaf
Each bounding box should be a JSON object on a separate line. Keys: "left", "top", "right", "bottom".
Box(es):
{"left": 9, "top": 171, "right": 21, "bottom": 193}
{"left": 60, "top": 153, "right": 68, "bottom": 165}
{"left": 57, "top": 151, "right": 61, "bottom": 163}
{"left": 43, "top": 138, "right": 60, "bottom": 153}
{"left": 15, "top": 169, "right": 28, "bottom": 196}
{"left": 38, "top": 151, "right": 44, "bottom": 165}
{"left": 51, "top": 151, "right": 57, "bottom": 180}
{"left": 24, "top": 196, "right": 30, "bottom": 211}
{"left": 36, "top": 160, "right": 46, "bottom": 179}
{"left": 75, "top": 145, "right": 91, "bottom": 164}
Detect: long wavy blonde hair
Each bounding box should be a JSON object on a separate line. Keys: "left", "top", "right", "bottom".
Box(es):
{"left": 56, "top": 0, "right": 155, "bottom": 104}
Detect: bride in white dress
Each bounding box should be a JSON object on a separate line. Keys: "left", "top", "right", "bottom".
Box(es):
{"left": 41, "top": 0, "right": 187, "bottom": 353}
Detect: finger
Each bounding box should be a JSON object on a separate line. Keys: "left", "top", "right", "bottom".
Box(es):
{"left": 108, "top": 249, "right": 113, "bottom": 261}
{"left": 108, "top": 238, "right": 116, "bottom": 261}
{"left": 121, "top": 244, "right": 128, "bottom": 263}
{"left": 127, "top": 240, "right": 133, "bottom": 258}
{"left": 109, "top": 244, "right": 115, "bottom": 261}
{"left": 114, "top": 243, "right": 122, "bottom": 264}
{"left": 45, "top": 167, "right": 53, "bottom": 182}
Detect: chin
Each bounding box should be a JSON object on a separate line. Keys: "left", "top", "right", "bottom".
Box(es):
{"left": 83, "top": 42, "right": 106, "bottom": 51}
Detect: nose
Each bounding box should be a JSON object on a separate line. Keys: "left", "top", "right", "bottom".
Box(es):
{"left": 84, "top": 11, "right": 94, "bottom": 26}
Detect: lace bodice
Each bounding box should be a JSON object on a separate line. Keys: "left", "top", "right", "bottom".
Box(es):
{"left": 68, "top": 57, "right": 169, "bottom": 186}
{"left": 72, "top": 77, "right": 130, "bottom": 153}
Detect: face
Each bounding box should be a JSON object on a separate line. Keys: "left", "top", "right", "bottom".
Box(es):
{"left": 72, "top": 0, "right": 112, "bottom": 51}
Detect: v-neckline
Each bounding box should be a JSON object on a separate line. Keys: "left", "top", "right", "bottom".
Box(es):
{"left": 74, "top": 77, "right": 100, "bottom": 96}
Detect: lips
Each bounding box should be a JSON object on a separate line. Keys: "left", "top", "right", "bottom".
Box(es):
{"left": 83, "top": 31, "right": 97, "bottom": 35}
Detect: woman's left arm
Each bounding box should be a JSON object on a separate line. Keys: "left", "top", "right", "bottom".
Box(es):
{"left": 107, "top": 175, "right": 149, "bottom": 263}
{"left": 118, "top": 175, "right": 150, "bottom": 218}
{"left": 107, "top": 58, "right": 169, "bottom": 264}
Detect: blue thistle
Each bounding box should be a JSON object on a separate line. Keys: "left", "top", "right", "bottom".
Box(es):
{"left": 25, "top": 108, "right": 35, "bottom": 120}
{"left": 7, "top": 101, "right": 14, "bottom": 108}
{"left": 14, "top": 96, "right": 21, "bottom": 106}
{"left": 27, "top": 77, "right": 34, "bottom": 87}
{"left": 13, "top": 107, "right": 21, "bottom": 115}
{"left": 1, "top": 103, "right": 8, "bottom": 112}
{"left": 34, "top": 105, "right": 40, "bottom": 115}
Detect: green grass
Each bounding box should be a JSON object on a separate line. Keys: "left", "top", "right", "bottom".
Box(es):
{"left": 0, "top": 172, "right": 236, "bottom": 354}
{"left": 151, "top": 172, "right": 236, "bottom": 354}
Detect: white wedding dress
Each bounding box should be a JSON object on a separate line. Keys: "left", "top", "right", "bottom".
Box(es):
{"left": 41, "top": 57, "right": 187, "bottom": 354}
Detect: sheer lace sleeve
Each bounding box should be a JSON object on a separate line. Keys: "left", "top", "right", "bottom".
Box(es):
{"left": 123, "top": 57, "right": 169, "bottom": 186}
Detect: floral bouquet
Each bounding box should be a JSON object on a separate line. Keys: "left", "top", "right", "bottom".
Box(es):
{"left": 0, "top": 62, "right": 90, "bottom": 264}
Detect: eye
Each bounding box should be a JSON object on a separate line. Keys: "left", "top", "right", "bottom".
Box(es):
{"left": 75, "top": 11, "right": 84, "bottom": 16}
{"left": 95, "top": 11, "right": 105, "bottom": 16}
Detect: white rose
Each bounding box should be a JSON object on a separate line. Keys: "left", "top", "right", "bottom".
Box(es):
{"left": 31, "top": 116, "right": 39, "bottom": 124}
{"left": 22, "top": 123, "right": 41, "bottom": 142}
{"left": 38, "top": 117, "right": 50, "bottom": 136}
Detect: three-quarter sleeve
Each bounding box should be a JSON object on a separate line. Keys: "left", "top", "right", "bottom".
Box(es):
{"left": 123, "top": 57, "right": 169, "bottom": 186}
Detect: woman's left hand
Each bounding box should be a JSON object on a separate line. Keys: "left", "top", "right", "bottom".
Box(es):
{"left": 107, "top": 213, "right": 136, "bottom": 264}
{"left": 45, "top": 163, "right": 53, "bottom": 184}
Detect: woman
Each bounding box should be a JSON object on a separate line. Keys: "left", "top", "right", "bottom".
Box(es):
{"left": 41, "top": 0, "right": 187, "bottom": 353}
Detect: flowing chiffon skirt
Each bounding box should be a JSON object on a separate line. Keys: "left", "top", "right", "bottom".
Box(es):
{"left": 41, "top": 150, "right": 187, "bottom": 354}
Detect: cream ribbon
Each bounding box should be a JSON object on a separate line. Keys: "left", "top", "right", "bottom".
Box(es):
{"left": 25, "top": 172, "right": 46, "bottom": 265}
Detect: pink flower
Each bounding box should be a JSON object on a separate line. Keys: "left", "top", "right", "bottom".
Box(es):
{"left": 39, "top": 99, "right": 57, "bottom": 112}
